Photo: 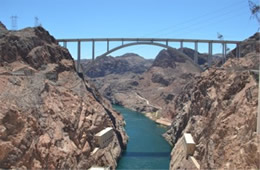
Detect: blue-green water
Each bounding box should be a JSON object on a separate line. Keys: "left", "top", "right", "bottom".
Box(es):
{"left": 113, "top": 105, "right": 171, "bottom": 170}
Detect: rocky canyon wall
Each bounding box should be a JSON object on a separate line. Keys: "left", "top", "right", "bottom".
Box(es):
{"left": 164, "top": 33, "right": 260, "bottom": 169}
{"left": 0, "top": 23, "right": 127, "bottom": 169}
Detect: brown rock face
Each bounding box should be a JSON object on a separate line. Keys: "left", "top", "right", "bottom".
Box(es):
{"left": 164, "top": 35, "right": 259, "bottom": 169}
{"left": 83, "top": 53, "right": 153, "bottom": 78}
{"left": 179, "top": 47, "right": 208, "bottom": 65}
{"left": 0, "top": 25, "right": 127, "bottom": 169}
{"left": 0, "top": 22, "right": 7, "bottom": 33}
{"left": 151, "top": 48, "right": 186, "bottom": 69}
{"left": 86, "top": 48, "right": 202, "bottom": 122}
{"left": 228, "top": 32, "right": 260, "bottom": 58}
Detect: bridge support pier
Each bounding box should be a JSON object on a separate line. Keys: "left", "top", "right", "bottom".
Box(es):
{"left": 222, "top": 43, "right": 226, "bottom": 63}
{"left": 194, "top": 42, "right": 198, "bottom": 64}
{"left": 77, "top": 41, "right": 81, "bottom": 72}
{"left": 92, "top": 40, "right": 95, "bottom": 61}
{"left": 63, "top": 41, "right": 67, "bottom": 48}
{"left": 236, "top": 43, "right": 240, "bottom": 58}
{"left": 107, "top": 40, "right": 109, "bottom": 52}
{"left": 208, "top": 42, "right": 212, "bottom": 67}
{"left": 180, "top": 41, "right": 183, "bottom": 51}
{"left": 224, "top": 43, "right": 227, "bottom": 62}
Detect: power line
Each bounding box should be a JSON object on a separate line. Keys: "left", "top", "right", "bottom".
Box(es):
{"left": 70, "top": 0, "right": 248, "bottom": 58}
{"left": 171, "top": 9, "right": 247, "bottom": 38}
{"left": 128, "top": 10, "right": 246, "bottom": 55}
{"left": 113, "top": 1, "right": 247, "bottom": 53}
{"left": 154, "top": 4, "right": 247, "bottom": 38}
{"left": 140, "top": 0, "right": 246, "bottom": 38}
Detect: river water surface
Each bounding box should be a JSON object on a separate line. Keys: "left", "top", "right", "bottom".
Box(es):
{"left": 113, "top": 105, "right": 171, "bottom": 169}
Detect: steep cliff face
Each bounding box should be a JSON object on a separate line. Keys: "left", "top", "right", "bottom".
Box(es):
{"left": 164, "top": 33, "right": 260, "bottom": 169}
{"left": 0, "top": 25, "right": 127, "bottom": 169}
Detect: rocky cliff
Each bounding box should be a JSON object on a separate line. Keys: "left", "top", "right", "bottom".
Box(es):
{"left": 83, "top": 53, "right": 153, "bottom": 78}
{"left": 0, "top": 23, "right": 127, "bottom": 169}
{"left": 151, "top": 49, "right": 187, "bottom": 68}
{"left": 179, "top": 47, "right": 208, "bottom": 65}
{"left": 164, "top": 33, "right": 260, "bottom": 169}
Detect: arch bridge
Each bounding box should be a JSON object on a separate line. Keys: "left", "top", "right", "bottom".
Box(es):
{"left": 57, "top": 38, "right": 242, "bottom": 72}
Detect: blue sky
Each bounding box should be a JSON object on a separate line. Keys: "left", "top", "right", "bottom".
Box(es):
{"left": 1, "top": 0, "right": 259, "bottom": 59}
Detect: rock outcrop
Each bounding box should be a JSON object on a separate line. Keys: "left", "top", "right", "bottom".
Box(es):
{"left": 0, "top": 25, "right": 127, "bottom": 169}
{"left": 164, "top": 33, "right": 260, "bottom": 169}
{"left": 151, "top": 49, "right": 186, "bottom": 68}
{"left": 228, "top": 32, "right": 260, "bottom": 58}
{"left": 83, "top": 53, "right": 153, "bottom": 78}
{"left": 179, "top": 47, "right": 208, "bottom": 65}
{"left": 0, "top": 22, "right": 7, "bottom": 34}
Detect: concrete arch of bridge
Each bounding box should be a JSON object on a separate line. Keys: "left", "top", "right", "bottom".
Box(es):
{"left": 99, "top": 41, "right": 203, "bottom": 71}
{"left": 99, "top": 41, "right": 172, "bottom": 57}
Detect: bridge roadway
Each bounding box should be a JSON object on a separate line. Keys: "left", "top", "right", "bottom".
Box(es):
{"left": 57, "top": 38, "right": 243, "bottom": 72}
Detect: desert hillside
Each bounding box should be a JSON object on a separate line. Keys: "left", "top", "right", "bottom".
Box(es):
{"left": 83, "top": 53, "right": 153, "bottom": 78}
{"left": 0, "top": 23, "right": 127, "bottom": 169}
{"left": 164, "top": 32, "right": 260, "bottom": 169}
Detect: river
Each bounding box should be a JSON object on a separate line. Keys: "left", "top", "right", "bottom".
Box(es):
{"left": 113, "top": 105, "right": 171, "bottom": 170}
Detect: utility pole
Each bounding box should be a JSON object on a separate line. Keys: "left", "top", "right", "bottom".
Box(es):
{"left": 34, "top": 17, "right": 42, "bottom": 27}
{"left": 34, "top": 17, "right": 39, "bottom": 27}
{"left": 11, "top": 15, "right": 18, "bottom": 30}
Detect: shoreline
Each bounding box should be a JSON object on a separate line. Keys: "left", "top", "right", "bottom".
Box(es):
{"left": 113, "top": 103, "right": 172, "bottom": 127}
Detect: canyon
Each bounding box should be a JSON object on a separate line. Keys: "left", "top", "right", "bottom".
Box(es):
{"left": 84, "top": 32, "right": 260, "bottom": 169}
{"left": 83, "top": 48, "right": 211, "bottom": 124}
{"left": 0, "top": 21, "right": 259, "bottom": 169}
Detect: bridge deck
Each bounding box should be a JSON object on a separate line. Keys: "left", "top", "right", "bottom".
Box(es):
{"left": 56, "top": 37, "right": 256, "bottom": 72}
{"left": 57, "top": 38, "right": 242, "bottom": 44}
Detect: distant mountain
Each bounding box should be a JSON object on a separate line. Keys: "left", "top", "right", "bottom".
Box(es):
{"left": 83, "top": 53, "right": 153, "bottom": 78}
{"left": 178, "top": 47, "right": 208, "bottom": 65}
{"left": 151, "top": 48, "right": 187, "bottom": 68}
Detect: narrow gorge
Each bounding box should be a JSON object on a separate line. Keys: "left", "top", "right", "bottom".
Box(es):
{"left": 84, "top": 32, "right": 260, "bottom": 169}
{"left": 0, "top": 21, "right": 259, "bottom": 170}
